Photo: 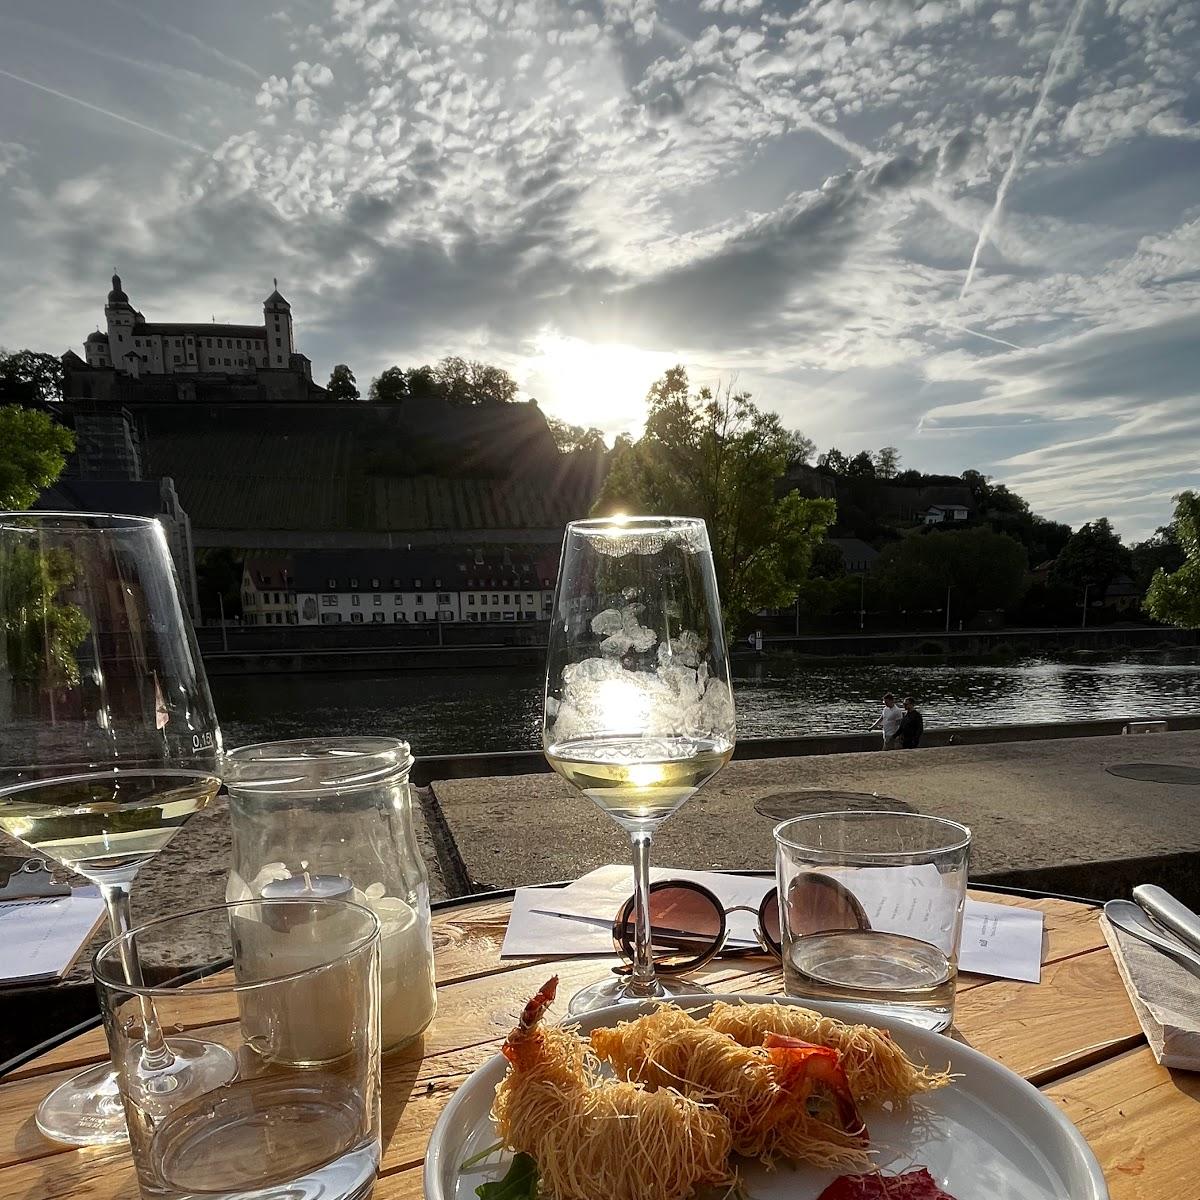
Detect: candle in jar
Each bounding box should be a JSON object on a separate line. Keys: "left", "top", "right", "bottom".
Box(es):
{"left": 233, "top": 871, "right": 370, "bottom": 1066}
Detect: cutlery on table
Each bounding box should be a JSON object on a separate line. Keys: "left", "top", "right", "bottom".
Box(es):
{"left": 1104, "top": 899, "right": 1200, "bottom": 979}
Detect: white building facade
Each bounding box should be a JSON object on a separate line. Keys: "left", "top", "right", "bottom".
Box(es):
{"left": 241, "top": 550, "right": 555, "bottom": 627}
{"left": 84, "top": 274, "right": 310, "bottom": 379}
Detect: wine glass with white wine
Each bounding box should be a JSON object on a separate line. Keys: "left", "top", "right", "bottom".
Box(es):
{"left": 543, "top": 516, "right": 736, "bottom": 1015}
{"left": 0, "top": 512, "right": 235, "bottom": 1146}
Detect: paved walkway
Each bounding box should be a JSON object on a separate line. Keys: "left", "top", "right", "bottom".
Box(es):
{"left": 427, "top": 731, "right": 1200, "bottom": 891}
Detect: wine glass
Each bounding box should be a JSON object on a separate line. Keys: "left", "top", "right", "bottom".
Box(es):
{"left": 0, "top": 512, "right": 235, "bottom": 1146}
{"left": 543, "top": 516, "right": 736, "bottom": 1014}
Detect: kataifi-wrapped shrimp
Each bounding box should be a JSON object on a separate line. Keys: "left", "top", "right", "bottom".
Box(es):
{"left": 705, "top": 1001, "right": 951, "bottom": 1105}
{"left": 589, "top": 1003, "right": 869, "bottom": 1171}
{"left": 491, "top": 977, "right": 734, "bottom": 1200}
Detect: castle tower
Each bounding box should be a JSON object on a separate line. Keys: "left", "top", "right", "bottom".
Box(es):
{"left": 263, "top": 279, "right": 293, "bottom": 369}
{"left": 104, "top": 272, "right": 136, "bottom": 364}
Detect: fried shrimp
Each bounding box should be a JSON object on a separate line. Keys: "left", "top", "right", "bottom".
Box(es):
{"left": 705, "top": 1001, "right": 952, "bottom": 1104}
{"left": 590, "top": 1004, "right": 870, "bottom": 1171}
{"left": 491, "top": 977, "right": 734, "bottom": 1200}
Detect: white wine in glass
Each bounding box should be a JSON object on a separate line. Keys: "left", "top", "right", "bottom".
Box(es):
{"left": 0, "top": 512, "right": 233, "bottom": 1146}
{"left": 543, "top": 516, "right": 736, "bottom": 1015}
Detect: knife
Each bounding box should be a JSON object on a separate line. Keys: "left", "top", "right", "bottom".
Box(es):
{"left": 1104, "top": 899, "right": 1200, "bottom": 978}
{"left": 1132, "top": 885, "right": 1200, "bottom": 956}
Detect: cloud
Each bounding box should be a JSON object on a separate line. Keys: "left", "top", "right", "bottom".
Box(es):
{"left": 0, "top": 0, "right": 1197, "bottom": 540}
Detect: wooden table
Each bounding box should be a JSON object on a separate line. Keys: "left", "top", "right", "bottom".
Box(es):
{"left": 2, "top": 888, "right": 1196, "bottom": 1199}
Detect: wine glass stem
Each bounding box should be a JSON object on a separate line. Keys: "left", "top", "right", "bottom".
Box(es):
{"left": 100, "top": 880, "right": 175, "bottom": 1073}
{"left": 627, "top": 829, "right": 657, "bottom": 991}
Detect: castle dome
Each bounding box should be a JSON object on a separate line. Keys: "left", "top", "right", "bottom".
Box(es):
{"left": 107, "top": 273, "right": 130, "bottom": 304}
{"left": 85, "top": 330, "right": 109, "bottom": 344}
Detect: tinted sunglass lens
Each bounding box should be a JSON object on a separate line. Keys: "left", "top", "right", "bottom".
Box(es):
{"left": 761, "top": 892, "right": 782, "bottom": 954}
{"left": 617, "top": 886, "right": 723, "bottom": 970}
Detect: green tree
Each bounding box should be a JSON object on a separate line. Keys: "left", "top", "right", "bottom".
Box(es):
{"left": 434, "top": 356, "right": 519, "bottom": 406}
{"left": 326, "top": 363, "right": 360, "bottom": 402}
{"left": 1049, "top": 518, "right": 1130, "bottom": 595}
{"left": 368, "top": 366, "right": 409, "bottom": 404}
{"left": 879, "top": 527, "right": 1028, "bottom": 620}
{"left": 1131, "top": 522, "right": 1185, "bottom": 592}
{"left": 594, "top": 367, "right": 834, "bottom": 632}
{"left": 817, "top": 447, "right": 849, "bottom": 474}
{"left": 847, "top": 450, "right": 876, "bottom": 478}
{"left": 0, "top": 543, "right": 91, "bottom": 688}
{"left": 548, "top": 417, "right": 607, "bottom": 454}
{"left": 0, "top": 406, "right": 75, "bottom": 510}
{"left": 1144, "top": 491, "right": 1200, "bottom": 627}
{"left": 404, "top": 364, "right": 440, "bottom": 399}
{"left": 0, "top": 349, "right": 65, "bottom": 405}
{"left": 873, "top": 446, "right": 901, "bottom": 479}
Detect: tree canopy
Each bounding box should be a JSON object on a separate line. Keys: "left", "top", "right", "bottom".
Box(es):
{"left": 594, "top": 366, "right": 834, "bottom": 633}
{"left": 1144, "top": 491, "right": 1200, "bottom": 627}
{"left": 547, "top": 417, "right": 606, "bottom": 454}
{"left": 367, "top": 357, "right": 519, "bottom": 406}
{"left": 1049, "top": 518, "right": 1130, "bottom": 594}
{"left": 326, "top": 363, "right": 360, "bottom": 403}
{"left": 878, "top": 527, "right": 1029, "bottom": 617}
{"left": 0, "top": 349, "right": 64, "bottom": 406}
{"left": 0, "top": 406, "right": 75, "bottom": 510}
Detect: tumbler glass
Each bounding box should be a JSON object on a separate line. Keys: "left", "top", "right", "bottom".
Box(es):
{"left": 774, "top": 811, "right": 970, "bottom": 1032}
{"left": 93, "top": 899, "right": 381, "bottom": 1200}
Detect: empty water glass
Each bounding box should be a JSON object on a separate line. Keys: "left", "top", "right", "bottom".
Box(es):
{"left": 774, "top": 811, "right": 971, "bottom": 1032}
{"left": 93, "top": 899, "right": 381, "bottom": 1200}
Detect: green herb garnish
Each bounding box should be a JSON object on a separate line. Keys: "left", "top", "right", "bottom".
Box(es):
{"left": 474, "top": 1152, "right": 538, "bottom": 1200}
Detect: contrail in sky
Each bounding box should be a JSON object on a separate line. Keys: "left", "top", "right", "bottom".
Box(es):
{"left": 0, "top": 67, "right": 208, "bottom": 153}
{"left": 104, "top": 0, "right": 260, "bottom": 81}
{"left": 959, "top": 0, "right": 1090, "bottom": 299}
{"left": 942, "top": 320, "right": 1022, "bottom": 350}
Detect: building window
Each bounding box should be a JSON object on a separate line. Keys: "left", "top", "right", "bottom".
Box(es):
{"left": 393, "top": 611, "right": 406, "bottom": 622}
{"left": 223, "top": 358, "right": 230, "bottom": 366}
{"left": 373, "top": 595, "right": 382, "bottom": 605}
{"left": 434, "top": 578, "right": 442, "bottom": 588}
{"left": 391, "top": 577, "right": 401, "bottom": 588}
{"left": 275, "top": 337, "right": 281, "bottom": 347}
{"left": 243, "top": 591, "right": 252, "bottom": 605}
{"left": 503, "top": 594, "right": 511, "bottom": 604}
{"left": 394, "top": 595, "right": 403, "bottom": 605}
{"left": 480, "top": 594, "right": 488, "bottom": 605}
{"left": 352, "top": 595, "right": 360, "bottom": 607}
{"left": 351, "top": 612, "right": 363, "bottom": 624}
{"left": 350, "top": 578, "right": 358, "bottom": 588}
{"left": 415, "top": 611, "right": 425, "bottom": 622}
{"left": 415, "top": 595, "right": 424, "bottom": 605}
{"left": 468, "top": 595, "right": 475, "bottom": 606}
{"left": 321, "top": 595, "right": 336, "bottom": 607}
{"left": 525, "top": 594, "right": 534, "bottom": 604}
{"left": 173, "top": 355, "right": 181, "bottom": 364}
{"left": 321, "top": 612, "right": 341, "bottom": 624}
{"left": 489, "top": 612, "right": 500, "bottom": 622}
{"left": 467, "top": 613, "right": 477, "bottom": 622}
{"left": 328, "top": 578, "right": 336, "bottom": 587}
{"left": 372, "top": 612, "right": 385, "bottom": 623}
{"left": 437, "top": 593, "right": 451, "bottom": 604}
{"left": 371, "top": 578, "right": 379, "bottom": 588}
{"left": 414, "top": 579, "right": 422, "bottom": 589}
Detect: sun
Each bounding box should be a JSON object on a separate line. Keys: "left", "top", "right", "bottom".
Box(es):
{"left": 524, "top": 330, "right": 675, "bottom": 437}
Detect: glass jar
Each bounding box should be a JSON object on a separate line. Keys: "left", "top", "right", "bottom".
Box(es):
{"left": 224, "top": 737, "right": 436, "bottom": 1053}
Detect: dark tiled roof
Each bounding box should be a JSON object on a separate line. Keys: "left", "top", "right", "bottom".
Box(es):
{"left": 269, "top": 548, "right": 550, "bottom": 593}
{"left": 829, "top": 537, "right": 879, "bottom": 561}
{"left": 264, "top": 290, "right": 290, "bottom": 307}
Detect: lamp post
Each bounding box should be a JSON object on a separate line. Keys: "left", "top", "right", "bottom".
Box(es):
{"left": 859, "top": 575, "right": 865, "bottom": 631}
{"left": 1081, "top": 582, "right": 1090, "bottom": 630}
{"left": 945, "top": 582, "right": 951, "bottom": 634}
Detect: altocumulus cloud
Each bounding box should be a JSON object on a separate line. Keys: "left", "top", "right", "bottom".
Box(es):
{"left": 0, "top": 0, "right": 1197, "bottom": 537}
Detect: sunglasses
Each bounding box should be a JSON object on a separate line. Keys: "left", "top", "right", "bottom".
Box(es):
{"left": 611, "top": 874, "right": 872, "bottom": 975}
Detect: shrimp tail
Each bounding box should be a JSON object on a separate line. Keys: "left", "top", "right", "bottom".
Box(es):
{"left": 765, "top": 1031, "right": 866, "bottom": 1139}
{"left": 502, "top": 975, "right": 559, "bottom": 1069}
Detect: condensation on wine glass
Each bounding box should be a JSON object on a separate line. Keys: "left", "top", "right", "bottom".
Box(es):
{"left": 547, "top": 606, "right": 734, "bottom": 747}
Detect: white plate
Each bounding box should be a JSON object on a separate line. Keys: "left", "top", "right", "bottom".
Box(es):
{"left": 423, "top": 993, "right": 1108, "bottom": 1200}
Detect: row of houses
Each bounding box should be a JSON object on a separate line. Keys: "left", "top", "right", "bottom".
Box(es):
{"left": 241, "top": 548, "right": 559, "bottom": 626}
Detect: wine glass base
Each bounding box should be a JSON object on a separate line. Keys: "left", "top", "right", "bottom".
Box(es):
{"left": 566, "top": 972, "right": 713, "bottom": 1017}
{"left": 35, "top": 1038, "right": 239, "bottom": 1147}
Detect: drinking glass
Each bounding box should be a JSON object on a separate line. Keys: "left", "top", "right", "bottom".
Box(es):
{"left": 774, "top": 811, "right": 971, "bottom": 1032}
{"left": 543, "top": 516, "right": 736, "bottom": 1014}
{"left": 94, "top": 899, "right": 381, "bottom": 1200}
{"left": 0, "top": 512, "right": 231, "bottom": 1145}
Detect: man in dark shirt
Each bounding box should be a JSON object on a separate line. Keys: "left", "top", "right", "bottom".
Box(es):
{"left": 899, "top": 696, "right": 924, "bottom": 748}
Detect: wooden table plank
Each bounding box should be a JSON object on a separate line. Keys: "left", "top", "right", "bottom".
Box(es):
{"left": 1044, "top": 1046, "right": 1200, "bottom": 1199}
{"left": 0, "top": 890, "right": 1181, "bottom": 1200}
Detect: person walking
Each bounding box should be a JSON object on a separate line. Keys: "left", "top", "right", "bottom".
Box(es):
{"left": 899, "top": 696, "right": 924, "bottom": 749}
{"left": 870, "top": 693, "right": 903, "bottom": 750}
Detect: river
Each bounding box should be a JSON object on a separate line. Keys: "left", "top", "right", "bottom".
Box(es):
{"left": 210, "top": 651, "right": 1200, "bottom": 756}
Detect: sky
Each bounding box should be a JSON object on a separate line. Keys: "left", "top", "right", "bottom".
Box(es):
{"left": 1, "top": 0, "right": 1198, "bottom": 540}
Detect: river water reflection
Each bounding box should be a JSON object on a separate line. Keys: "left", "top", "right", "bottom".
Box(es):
{"left": 211, "top": 651, "right": 1200, "bottom": 756}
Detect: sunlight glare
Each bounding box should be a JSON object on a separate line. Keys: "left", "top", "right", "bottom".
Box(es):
{"left": 526, "top": 330, "right": 674, "bottom": 436}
